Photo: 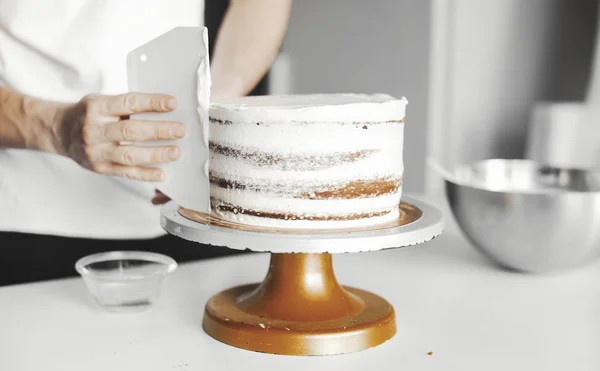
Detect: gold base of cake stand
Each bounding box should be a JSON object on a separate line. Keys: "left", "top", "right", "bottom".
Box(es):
{"left": 202, "top": 253, "right": 395, "bottom": 356}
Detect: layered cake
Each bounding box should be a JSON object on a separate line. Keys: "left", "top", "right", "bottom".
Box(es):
{"left": 207, "top": 93, "right": 407, "bottom": 229}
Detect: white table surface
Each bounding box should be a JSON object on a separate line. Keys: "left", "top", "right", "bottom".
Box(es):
{"left": 1, "top": 198, "right": 599, "bottom": 371}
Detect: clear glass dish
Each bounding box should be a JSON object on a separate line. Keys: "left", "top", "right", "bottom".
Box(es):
{"left": 75, "top": 251, "right": 177, "bottom": 312}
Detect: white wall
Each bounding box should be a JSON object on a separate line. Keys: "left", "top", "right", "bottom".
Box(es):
{"left": 271, "top": 0, "right": 431, "bottom": 193}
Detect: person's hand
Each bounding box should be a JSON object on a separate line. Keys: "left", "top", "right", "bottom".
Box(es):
{"left": 51, "top": 92, "right": 186, "bottom": 181}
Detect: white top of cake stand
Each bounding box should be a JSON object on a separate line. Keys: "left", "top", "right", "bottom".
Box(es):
{"left": 160, "top": 195, "right": 443, "bottom": 254}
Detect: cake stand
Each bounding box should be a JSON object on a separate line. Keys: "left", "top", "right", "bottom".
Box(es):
{"left": 160, "top": 196, "right": 443, "bottom": 356}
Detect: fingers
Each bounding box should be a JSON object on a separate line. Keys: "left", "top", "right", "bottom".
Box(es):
{"left": 88, "top": 147, "right": 178, "bottom": 181}
{"left": 99, "top": 93, "right": 178, "bottom": 116}
{"left": 94, "top": 163, "right": 166, "bottom": 182}
{"left": 88, "top": 144, "right": 181, "bottom": 166}
{"left": 109, "top": 145, "right": 181, "bottom": 166}
{"left": 85, "top": 143, "right": 181, "bottom": 181}
{"left": 101, "top": 119, "right": 186, "bottom": 143}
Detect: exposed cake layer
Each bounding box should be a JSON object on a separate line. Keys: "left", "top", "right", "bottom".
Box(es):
{"left": 209, "top": 149, "right": 402, "bottom": 183}
{"left": 207, "top": 93, "right": 407, "bottom": 229}
{"left": 210, "top": 197, "right": 401, "bottom": 229}
{"left": 210, "top": 184, "right": 402, "bottom": 219}
{"left": 209, "top": 175, "right": 402, "bottom": 199}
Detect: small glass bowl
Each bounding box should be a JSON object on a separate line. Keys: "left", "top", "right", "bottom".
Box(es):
{"left": 75, "top": 251, "right": 177, "bottom": 312}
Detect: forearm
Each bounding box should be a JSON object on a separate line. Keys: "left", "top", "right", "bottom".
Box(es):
{"left": 0, "top": 87, "right": 61, "bottom": 153}
{"left": 210, "top": 0, "right": 292, "bottom": 99}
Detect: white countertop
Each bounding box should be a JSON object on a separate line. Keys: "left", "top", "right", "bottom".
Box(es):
{"left": 1, "top": 200, "right": 599, "bottom": 371}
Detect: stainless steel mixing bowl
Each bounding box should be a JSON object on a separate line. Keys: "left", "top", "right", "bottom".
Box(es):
{"left": 445, "top": 159, "right": 600, "bottom": 273}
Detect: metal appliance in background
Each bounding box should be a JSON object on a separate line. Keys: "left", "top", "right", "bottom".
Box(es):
{"left": 527, "top": 2, "right": 600, "bottom": 170}
{"left": 526, "top": 102, "right": 597, "bottom": 170}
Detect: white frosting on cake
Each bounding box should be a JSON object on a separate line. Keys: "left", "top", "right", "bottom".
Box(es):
{"left": 208, "top": 93, "right": 407, "bottom": 229}
{"left": 210, "top": 93, "right": 407, "bottom": 122}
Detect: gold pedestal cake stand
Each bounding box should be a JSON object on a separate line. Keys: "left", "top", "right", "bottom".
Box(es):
{"left": 160, "top": 196, "right": 443, "bottom": 356}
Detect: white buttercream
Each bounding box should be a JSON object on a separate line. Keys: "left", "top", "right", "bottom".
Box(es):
{"left": 203, "top": 160, "right": 210, "bottom": 178}
{"left": 210, "top": 120, "right": 404, "bottom": 153}
{"left": 210, "top": 94, "right": 407, "bottom": 123}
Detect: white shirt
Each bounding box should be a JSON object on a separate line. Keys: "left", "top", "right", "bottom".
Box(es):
{"left": 0, "top": 0, "right": 204, "bottom": 239}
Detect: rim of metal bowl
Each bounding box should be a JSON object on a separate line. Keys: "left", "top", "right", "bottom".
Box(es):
{"left": 447, "top": 159, "right": 600, "bottom": 195}
{"left": 75, "top": 251, "right": 178, "bottom": 281}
